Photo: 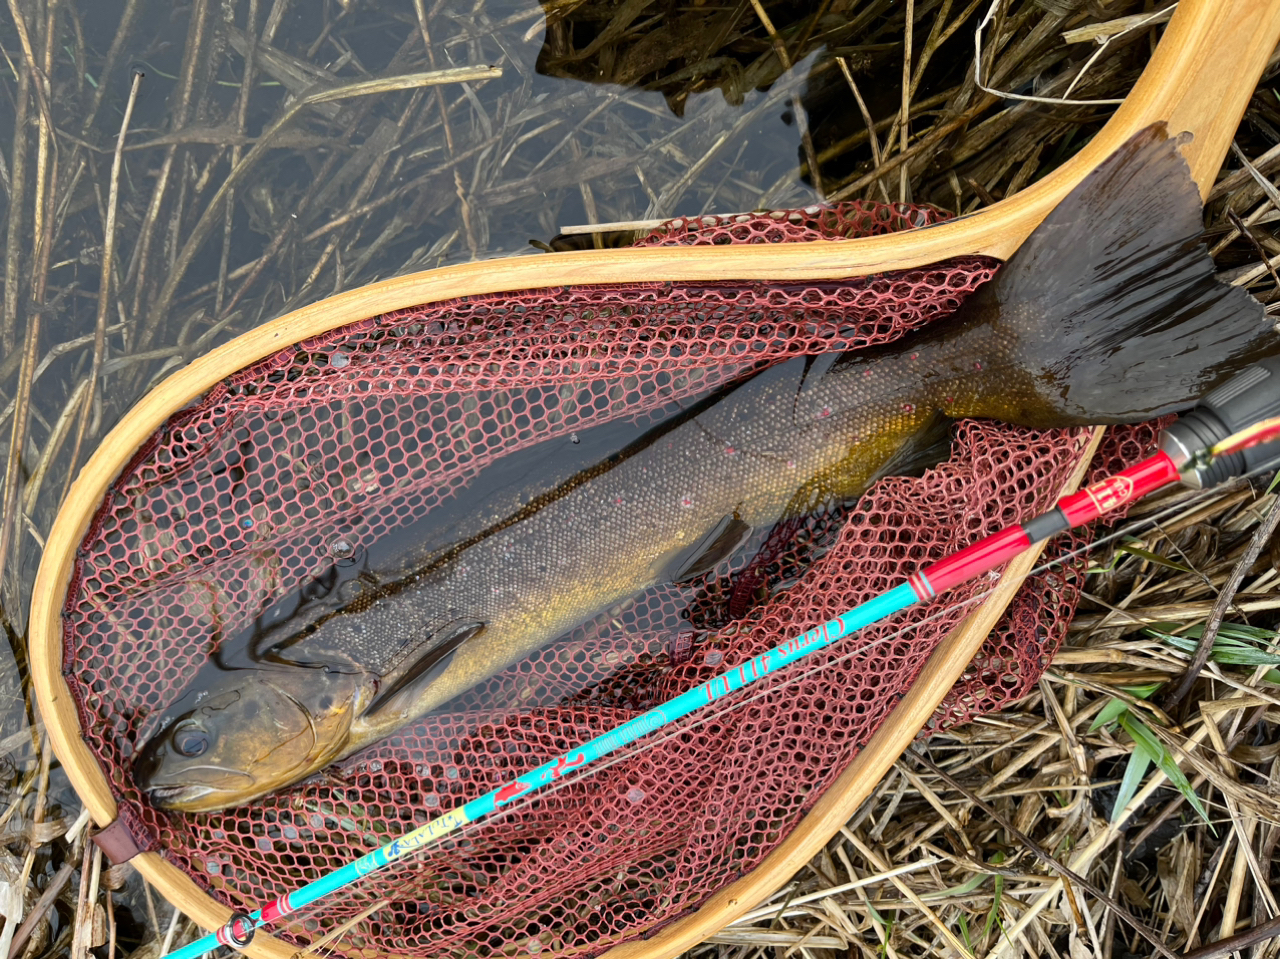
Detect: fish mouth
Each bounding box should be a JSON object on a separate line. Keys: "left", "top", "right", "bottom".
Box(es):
{"left": 146, "top": 783, "right": 215, "bottom": 808}
{"left": 143, "top": 762, "right": 262, "bottom": 810}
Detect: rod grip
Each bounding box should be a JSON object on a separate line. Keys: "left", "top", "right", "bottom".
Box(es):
{"left": 1161, "top": 356, "right": 1280, "bottom": 487}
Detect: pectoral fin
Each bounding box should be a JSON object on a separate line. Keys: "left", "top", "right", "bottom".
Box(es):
{"left": 664, "top": 514, "right": 753, "bottom": 584}
{"left": 362, "top": 620, "right": 485, "bottom": 718}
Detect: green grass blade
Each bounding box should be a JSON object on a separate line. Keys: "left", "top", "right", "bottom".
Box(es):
{"left": 1110, "top": 745, "right": 1152, "bottom": 824}
{"left": 1088, "top": 683, "right": 1163, "bottom": 733}
{"left": 1147, "top": 621, "right": 1279, "bottom": 643}
{"left": 1117, "top": 545, "right": 1191, "bottom": 572}
{"left": 1118, "top": 713, "right": 1213, "bottom": 829}
{"left": 1089, "top": 697, "right": 1130, "bottom": 732}
{"left": 1153, "top": 633, "right": 1280, "bottom": 667}
{"left": 922, "top": 871, "right": 989, "bottom": 900}
{"left": 983, "top": 874, "right": 1004, "bottom": 942}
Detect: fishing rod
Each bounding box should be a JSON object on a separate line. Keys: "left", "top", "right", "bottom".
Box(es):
{"left": 167, "top": 357, "right": 1280, "bottom": 959}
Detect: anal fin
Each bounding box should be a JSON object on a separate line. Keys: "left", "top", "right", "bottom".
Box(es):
{"left": 664, "top": 513, "right": 753, "bottom": 584}
{"left": 870, "top": 410, "right": 953, "bottom": 482}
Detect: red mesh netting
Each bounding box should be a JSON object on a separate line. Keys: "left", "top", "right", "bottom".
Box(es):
{"left": 633, "top": 202, "right": 943, "bottom": 246}
{"left": 61, "top": 201, "right": 1147, "bottom": 958}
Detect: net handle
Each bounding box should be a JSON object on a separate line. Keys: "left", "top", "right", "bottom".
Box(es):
{"left": 27, "top": 0, "right": 1280, "bottom": 955}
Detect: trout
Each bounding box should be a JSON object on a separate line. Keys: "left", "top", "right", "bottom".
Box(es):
{"left": 136, "top": 126, "right": 1273, "bottom": 813}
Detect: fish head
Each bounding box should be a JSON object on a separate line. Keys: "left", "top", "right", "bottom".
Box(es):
{"left": 134, "top": 665, "right": 365, "bottom": 813}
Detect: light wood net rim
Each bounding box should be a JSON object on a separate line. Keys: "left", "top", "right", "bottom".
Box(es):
{"left": 29, "top": 1, "right": 1280, "bottom": 956}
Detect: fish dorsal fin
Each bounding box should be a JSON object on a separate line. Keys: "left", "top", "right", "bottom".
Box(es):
{"left": 664, "top": 513, "right": 753, "bottom": 584}
{"left": 361, "top": 620, "right": 485, "bottom": 719}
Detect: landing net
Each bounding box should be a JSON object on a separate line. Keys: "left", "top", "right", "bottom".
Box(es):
{"left": 62, "top": 202, "right": 1156, "bottom": 958}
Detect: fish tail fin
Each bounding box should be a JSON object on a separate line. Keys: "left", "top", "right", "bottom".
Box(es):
{"left": 952, "top": 123, "right": 1274, "bottom": 426}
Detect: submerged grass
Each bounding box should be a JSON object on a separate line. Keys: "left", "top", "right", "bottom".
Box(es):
{"left": 0, "top": 0, "right": 1277, "bottom": 957}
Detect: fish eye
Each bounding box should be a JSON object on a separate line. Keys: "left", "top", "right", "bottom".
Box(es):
{"left": 172, "top": 722, "right": 210, "bottom": 757}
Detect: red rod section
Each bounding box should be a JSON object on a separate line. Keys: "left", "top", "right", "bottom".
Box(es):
{"left": 911, "top": 451, "right": 1180, "bottom": 600}
{"left": 1055, "top": 451, "right": 1180, "bottom": 527}
{"left": 914, "top": 526, "right": 1029, "bottom": 598}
